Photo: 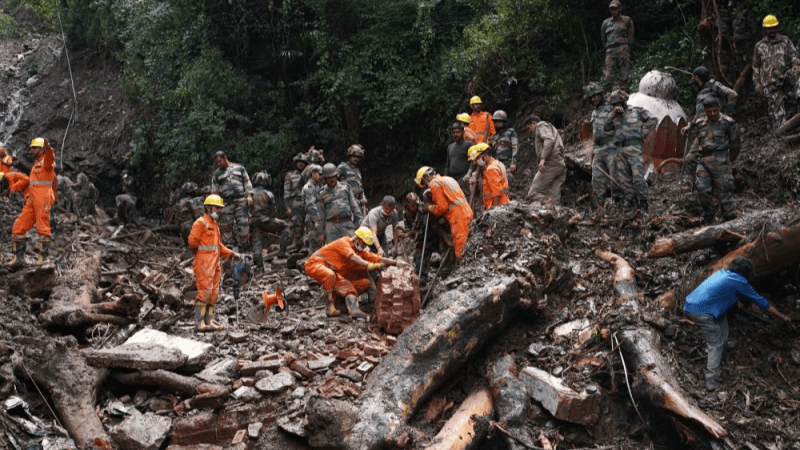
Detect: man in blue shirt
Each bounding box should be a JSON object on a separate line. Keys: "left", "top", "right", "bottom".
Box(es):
{"left": 684, "top": 257, "right": 791, "bottom": 391}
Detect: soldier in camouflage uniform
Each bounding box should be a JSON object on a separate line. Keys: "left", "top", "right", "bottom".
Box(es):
{"left": 306, "top": 146, "right": 325, "bottom": 166}
{"left": 73, "top": 169, "right": 98, "bottom": 218}
{"left": 603, "top": 90, "right": 657, "bottom": 211}
{"left": 586, "top": 82, "right": 620, "bottom": 206}
{"left": 284, "top": 152, "right": 308, "bottom": 249}
{"left": 752, "top": 14, "right": 800, "bottom": 127}
{"left": 302, "top": 164, "right": 324, "bottom": 251}
{"left": 690, "top": 98, "right": 741, "bottom": 224}
{"left": 490, "top": 110, "right": 519, "bottom": 183}
{"left": 316, "top": 163, "right": 363, "bottom": 243}
{"left": 681, "top": 66, "right": 738, "bottom": 182}
{"left": 337, "top": 145, "right": 368, "bottom": 216}
{"left": 55, "top": 175, "right": 75, "bottom": 214}
{"left": 176, "top": 182, "right": 204, "bottom": 244}
{"left": 115, "top": 170, "right": 138, "bottom": 224}
{"left": 601, "top": 0, "right": 634, "bottom": 93}
{"left": 250, "top": 171, "right": 290, "bottom": 269}
{"left": 211, "top": 151, "right": 254, "bottom": 251}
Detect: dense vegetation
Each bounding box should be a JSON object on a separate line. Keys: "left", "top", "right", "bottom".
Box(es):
{"left": 2, "top": 0, "right": 799, "bottom": 189}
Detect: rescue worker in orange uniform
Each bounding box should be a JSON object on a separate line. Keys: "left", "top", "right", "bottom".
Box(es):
{"left": 305, "top": 227, "right": 405, "bottom": 318}
{"left": 9, "top": 138, "right": 56, "bottom": 268}
{"left": 467, "top": 96, "right": 496, "bottom": 144}
{"left": 415, "top": 166, "right": 474, "bottom": 262}
{"left": 188, "top": 194, "right": 241, "bottom": 332}
{"left": 0, "top": 148, "right": 12, "bottom": 173}
{"left": 0, "top": 172, "right": 30, "bottom": 196}
{"left": 468, "top": 143, "right": 509, "bottom": 210}
{"left": 456, "top": 113, "right": 478, "bottom": 144}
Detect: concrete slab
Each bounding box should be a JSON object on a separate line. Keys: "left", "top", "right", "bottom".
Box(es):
{"left": 255, "top": 372, "right": 294, "bottom": 394}
{"left": 84, "top": 342, "right": 187, "bottom": 370}
{"left": 520, "top": 366, "right": 600, "bottom": 426}
{"left": 110, "top": 409, "right": 172, "bottom": 450}
{"left": 125, "top": 328, "right": 214, "bottom": 369}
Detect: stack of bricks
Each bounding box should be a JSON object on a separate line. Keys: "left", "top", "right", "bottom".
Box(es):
{"left": 372, "top": 264, "right": 420, "bottom": 335}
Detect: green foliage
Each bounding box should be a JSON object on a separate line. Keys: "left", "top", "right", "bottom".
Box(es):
{"left": 0, "top": 10, "right": 21, "bottom": 37}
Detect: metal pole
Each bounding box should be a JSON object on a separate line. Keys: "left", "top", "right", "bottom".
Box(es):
{"left": 418, "top": 212, "right": 430, "bottom": 279}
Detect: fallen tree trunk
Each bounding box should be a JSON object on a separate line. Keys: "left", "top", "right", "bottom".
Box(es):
{"left": 595, "top": 250, "right": 637, "bottom": 299}
{"left": 40, "top": 251, "right": 143, "bottom": 328}
{"left": 489, "top": 355, "right": 535, "bottom": 450}
{"left": 647, "top": 208, "right": 797, "bottom": 258}
{"left": 425, "top": 386, "right": 494, "bottom": 450}
{"left": 777, "top": 111, "right": 800, "bottom": 135}
{"left": 306, "top": 277, "right": 532, "bottom": 450}
{"left": 113, "top": 369, "right": 230, "bottom": 410}
{"left": 12, "top": 337, "right": 113, "bottom": 449}
{"left": 598, "top": 250, "right": 730, "bottom": 447}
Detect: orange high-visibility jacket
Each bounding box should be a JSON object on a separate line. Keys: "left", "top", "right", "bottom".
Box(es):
{"left": 188, "top": 214, "right": 235, "bottom": 306}
{"left": 468, "top": 111, "right": 496, "bottom": 144}
{"left": 482, "top": 157, "right": 509, "bottom": 209}
{"left": 12, "top": 147, "right": 56, "bottom": 238}
{"left": 0, "top": 148, "right": 12, "bottom": 173}
{"left": 428, "top": 175, "right": 473, "bottom": 260}
{"left": 5, "top": 172, "right": 30, "bottom": 196}
{"left": 305, "top": 236, "right": 381, "bottom": 297}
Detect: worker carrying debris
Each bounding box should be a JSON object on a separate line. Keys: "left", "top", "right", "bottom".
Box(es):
{"left": 305, "top": 227, "right": 406, "bottom": 318}
{"left": 8, "top": 138, "right": 56, "bottom": 268}
{"left": 467, "top": 143, "right": 509, "bottom": 210}
{"left": 415, "top": 166, "right": 473, "bottom": 262}
{"left": 188, "top": 194, "right": 242, "bottom": 332}
{"left": 752, "top": 14, "right": 800, "bottom": 127}
{"left": 0, "top": 147, "right": 12, "bottom": 173}
{"left": 684, "top": 256, "right": 791, "bottom": 391}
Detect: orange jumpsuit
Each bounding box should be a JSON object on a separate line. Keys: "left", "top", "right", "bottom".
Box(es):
{"left": 5, "top": 172, "right": 30, "bottom": 196}
{"left": 464, "top": 128, "right": 478, "bottom": 144}
{"left": 428, "top": 175, "right": 473, "bottom": 260}
{"left": 12, "top": 147, "right": 55, "bottom": 238}
{"left": 0, "top": 149, "right": 12, "bottom": 173}
{"left": 305, "top": 237, "right": 382, "bottom": 298}
{"left": 468, "top": 111, "right": 496, "bottom": 144}
{"left": 188, "top": 214, "right": 234, "bottom": 306}
{"left": 482, "top": 157, "right": 510, "bottom": 209}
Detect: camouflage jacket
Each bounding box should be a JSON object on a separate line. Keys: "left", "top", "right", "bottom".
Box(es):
{"left": 211, "top": 163, "right": 253, "bottom": 202}
{"left": 283, "top": 169, "right": 305, "bottom": 207}
{"left": 337, "top": 161, "right": 365, "bottom": 200}
{"left": 604, "top": 106, "right": 657, "bottom": 145}
{"left": 444, "top": 139, "right": 472, "bottom": 179}
{"left": 177, "top": 196, "right": 204, "bottom": 223}
{"left": 317, "top": 181, "right": 363, "bottom": 225}
{"left": 591, "top": 101, "right": 615, "bottom": 147}
{"left": 302, "top": 179, "right": 323, "bottom": 224}
{"left": 491, "top": 127, "right": 519, "bottom": 164}
{"left": 752, "top": 34, "right": 800, "bottom": 88}
{"left": 694, "top": 115, "right": 741, "bottom": 154}
{"left": 250, "top": 186, "right": 280, "bottom": 221}
{"left": 695, "top": 79, "right": 738, "bottom": 116}
{"left": 601, "top": 15, "right": 634, "bottom": 49}
{"left": 75, "top": 172, "right": 98, "bottom": 201}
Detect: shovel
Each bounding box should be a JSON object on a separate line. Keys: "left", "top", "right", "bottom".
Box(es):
{"left": 247, "top": 286, "right": 288, "bottom": 323}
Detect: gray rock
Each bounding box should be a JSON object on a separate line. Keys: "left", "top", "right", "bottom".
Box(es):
{"left": 255, "top": 372, "right": 295, "bottom": 394}
{"left": 110, "top": 409, "right": 172, "bottom": 450}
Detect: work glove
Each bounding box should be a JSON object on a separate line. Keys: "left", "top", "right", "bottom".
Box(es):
{"left": 366, "top": 262, "right": 384, "bottom": 271}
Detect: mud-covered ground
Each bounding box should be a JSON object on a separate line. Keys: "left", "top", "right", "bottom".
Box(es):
{"left": 2, "top": 16, "right": 800, "bottom": 450}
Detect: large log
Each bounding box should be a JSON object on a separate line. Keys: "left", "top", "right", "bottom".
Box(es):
{"left": 647, "top": 208, "right": 797, "bottom": 258}
{"left": 425, "top": 387, "right": 494, "bottom": 450}
{"left": 306, "top": 277, "right": 531, "bottom": 450}
{"left": 12, "top": 336, "right": 113, "bottom": 449}
{"left": 489, "top": 355, "right": 535, "bottom": 450}
{"left": 113, "top": 369, "right": 230, "bottom": 410}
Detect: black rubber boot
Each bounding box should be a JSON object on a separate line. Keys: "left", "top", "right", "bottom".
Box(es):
{"left": 325, "top": 291, "right": 341, "bottom": 317}
{"left": 9, "top": 238, "right": 26, "bottom": 269}
{"left": 37, "top": 237, "right": 51, "bottom": 263}
{"left": 345, "top": 295, "right": 368, "bottom": 319}
{"left": 638, "top": 199, "right": 648, "bottom": 212}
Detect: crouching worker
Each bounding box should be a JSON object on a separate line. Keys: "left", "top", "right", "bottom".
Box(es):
{"left": 305, "top": 227, "right": 406, "bottom": 318}
{"left": 684, "top": 256, "right": 791, "bottom": 391}
{"left": 188, "top": 194, "right": 241, "bottom": 332}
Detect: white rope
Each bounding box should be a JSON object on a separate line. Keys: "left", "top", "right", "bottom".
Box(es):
{"left": 56, "top": 9, "right": 77, "bottom": 171}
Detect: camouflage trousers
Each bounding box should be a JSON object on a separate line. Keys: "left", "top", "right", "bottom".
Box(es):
{"left": 603, "top": 44, "right": 631, "bottom": 92}
{"left": 591, "top": 145, "right": 623, "bottom": 201}
{"left": 696, "top": 152, "right": 734, "bottom": 218}
{"left": 219, "top": 200, "right": 250, "bottom": 251}
{"left": 497, "top": 158, "right": 516, "bottom": 185}
{"left": 615, "top": 145, "right": 648, "bottom": 202}
{"left": 75, "top": 197, "right": 95, "bottom": 217}
{"left": 250, "top": 216, "right": 290, "bottom": 263}
{"left": 180, "top": 220, "right": 193, "bottom": 245}
{"left": 304, "top": 215, "right": 323, "bottom": 252}
{"left": 289, "top": 201, "right": 306, "bottom": 247}
{"left": 324, "top": 220, "right": 357, "bottom": 244}
{"left": 763, "top": 82, "right": 789, "bottom": 127}
{"left": 527, "top": 163, "right": 566, "bottom": 204}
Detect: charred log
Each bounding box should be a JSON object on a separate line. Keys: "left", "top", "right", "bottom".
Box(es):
{"left": 113, "top": 369, "right": 230, "bottom": 410}
{"left": 489, "top": 355, "right": 535, "bottom": 450}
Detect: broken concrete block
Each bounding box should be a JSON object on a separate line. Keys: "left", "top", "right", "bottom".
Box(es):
{"left": 84, "top": 342, "right": 188, "bottom": 370}
{"left": 110, "top": 409, "right": 172, "bottom": 450}
{"left": 171, "top": 403, "right": 278, "bottom": 445}
{"left": 124, "top": 329, "right": 214, "bottom": 370}
{"left": 255, "top": 372, "right": 294, "bottom": 394}
{"left": 194, "top": 358, "right": 237, "bottom": 385}
{"left": 231, "top": 386, "right": 262, "bottom": 402}
{"left": 307, "top": 356, "right": 336, "bottom": 371}
{"left": 228, "top": 332, "right": 249, "bottom": 343}
{"left": 277, "top": 416, "right": 307, "bottom": 438}
{"left": 519, "top": 366, "right": 600, "bottom": 426}
{"left": 247, "top": 422, "right": 262, "bottom": 439}
{"left": 238, "top": 359, "right": 282, "bottom": 376}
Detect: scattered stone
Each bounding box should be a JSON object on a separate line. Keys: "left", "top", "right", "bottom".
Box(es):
{"left": 238, "top": 359, "right": 282, "bottom": 376}
{"left": 255, "top": 372, "right": 295, "bottom": 394}
{"left": 124, "top": 329, "right": 214, "bottom": 369}
{"left": 195, "top": 358, "right": 237, "bottom": 385}
{"left": 307, "top": 356, "right": 336, "bottom": 371}
{"left": 247, "top": 421, "right": 263, "bottom": 439}
{"left": 276, "top": 416, "right": 307, "bottom": 438}
{"left": 110, "top": 409, "right": 172, "bottom": 450}
{"left": 228, "top": 332, "right": 250, "bottom": 343}
{"left": 231, "top": 386, "right": 262, "bottom": 402}
{"left": 84, "top": 342, "right": 187, "bottom": 370}
{"left": 231, "top": 429, "right": 247, "bottom": 444}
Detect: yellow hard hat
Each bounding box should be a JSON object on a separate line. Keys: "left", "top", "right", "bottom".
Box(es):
{"left": 469, "top": 96, "right": 482, "bottom": 105}
{"left": 354, "top": 227, "right": 374, "bottom": 246}
{"left": 30, "top": 138, "right": 45, "bottom": 148}
{"left": 456, "top": 113, "right": 472, "bottom": 124}
{"left": 415, "top": 166, "right": 434, "bottom": 187}
{"left": 0, "top": 172, "right": 4, "bottom": 182}
{"left": 204, "top": 194, "right": 225, "bottom": 207}
{"left": 763, "top": 14, "right": 779, "bottom": 28}
{"left": 467, "top": 143, "right": 490, "bottom": 162}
